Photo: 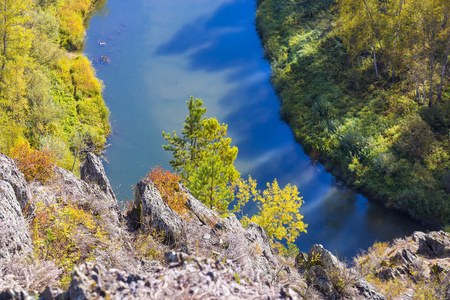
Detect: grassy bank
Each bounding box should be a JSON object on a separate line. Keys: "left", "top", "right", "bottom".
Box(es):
{"left": 0, "top": 0, "right": 110, "bottom": 173}
{"left": 256, "top": 0, "right": 449, "bottom": 226}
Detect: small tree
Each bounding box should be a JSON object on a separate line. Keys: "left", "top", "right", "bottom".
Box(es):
{"left": 162, "top": 96, "right": 240, "bottom": 213}
{"left": 240, "top": 177, "right": 307, "bottom": 248}
{"left": 162, "top": 97, "right": 307, "bottom": 249}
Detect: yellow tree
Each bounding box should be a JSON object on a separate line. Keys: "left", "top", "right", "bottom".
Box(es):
{"left": 240, "top": 177, "right": 307, "bottom": 247}
{"left": 336, "top": 0, "right": 387, "bottom": 79}
{"left": 0, "top": 0, "right": 33, "bottom": 117}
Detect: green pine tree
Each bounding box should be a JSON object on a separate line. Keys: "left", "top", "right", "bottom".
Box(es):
{"left": 162, "top": 96, "right": 240, "bottom": 213}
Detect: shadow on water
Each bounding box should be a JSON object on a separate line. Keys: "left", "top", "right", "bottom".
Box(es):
{"left": 156, "top": 0, "right": 259, "bottom": 73}
{"left": 85, "top": 0, "right": 435, "bottom": 259}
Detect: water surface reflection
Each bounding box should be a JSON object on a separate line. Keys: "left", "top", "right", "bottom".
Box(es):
{"left": 85, "top": 0, "right": 433, "bottom": 258}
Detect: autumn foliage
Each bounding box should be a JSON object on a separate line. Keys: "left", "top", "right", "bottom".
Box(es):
{"left": 144, "top": 166, "right": 187, "bottom": 215}
{"left": 10, "top": 142, "right": 56, "bottom": 183}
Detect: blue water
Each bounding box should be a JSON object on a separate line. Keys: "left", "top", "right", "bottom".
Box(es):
{"left": 84, "top": 0, "right": 432, "bottom": 259}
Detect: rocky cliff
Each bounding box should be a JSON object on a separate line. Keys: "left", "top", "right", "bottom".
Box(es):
{"left": 0, "top": 153, "right": 448, "bottom": 299}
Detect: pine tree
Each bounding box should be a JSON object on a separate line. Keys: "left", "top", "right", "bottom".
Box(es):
{"left": 163, "top": 96, "right": 240, "bottom": 213}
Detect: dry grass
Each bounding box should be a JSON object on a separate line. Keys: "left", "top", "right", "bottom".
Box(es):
{"left": 355, "top": 237, "right": 450, "bottom": 300}
{"left": 0, "top": 221, "right": 60, "bottom": 292}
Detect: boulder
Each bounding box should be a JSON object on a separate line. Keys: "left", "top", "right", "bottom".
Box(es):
{"left": 305, "top": 265, "right": 336, "bottom": 297}
{"left": 40, "top": 286, "right": 65, "bottom": 300}
{"left": 416, "top": 231, "right": 450, "bottom": 257}
{"left": 0, "top": 180, "right": 32, "bottom": 258}
{"left": 182, "top": 185, "right": 222, "bottom": 228}
{"left": 0, "top": 288, "right": 33, "bottom": 300}
{"left": 309, "top": 244, "right": 344, "bottom": 271}
{"left": 376, "top": 267, "right": 402, "bottom": 281}
{"left": 389, "top": 249, "right": 417, "bottom": 271}
{"left": 135, "top": 180, "right": 187, "bottom": 251}
{"left": 354, "top": 279, "right": 387, "bottom": 300}
{"left": 81, "top": 153, "right": 116, "bottom": 200}
{"left": 0, "top": 153, "right": 31, "bottom": 212}
{"left": 294, "top": 251, "right": 308, "bottom": 268}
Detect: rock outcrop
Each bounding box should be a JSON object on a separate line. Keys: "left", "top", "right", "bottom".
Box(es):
{"left": 32, "top": 163, "right": 122, "bottom": 226}
{"left": 414, "top": 230, "right": 450, "bottom": 258}
{"left": 135, "top": 180, "right": 188, "bottom": 251}
{"left": 1, "top": 151, "right": 448, "bottom": 300}
{"left": 356, "top": 230, "right": 450, "bottom": 299}
{"left": 65, "top": 255, "right": 299, "bottom": 300}
{"left": 0, "top": 153, "right": 31, "bottom": 212}
{"left": 354, "top": 279, "right": 387, "bottom": 300}
{"left": 308, "top": 244, "right": 344, "bottom": 271}
{"left": 0, "top": 180, "right": 32, "bottom": 258}
{"left": 81, "top": 152, "right": 116, "bottom": 200}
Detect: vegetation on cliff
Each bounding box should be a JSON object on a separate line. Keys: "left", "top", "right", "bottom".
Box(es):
{"left": 256, "top": 0, "right": 450, "bottom": 225}
{"left": 163, "top": 96, "right": 307, "bottom": 249}
{"left": 0, "top": 0, "right": 110, "bottom": 174}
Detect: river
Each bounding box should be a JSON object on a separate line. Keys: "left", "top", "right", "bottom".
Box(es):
{"left": 84, "top": 0, "right": 432, "bottom": 259}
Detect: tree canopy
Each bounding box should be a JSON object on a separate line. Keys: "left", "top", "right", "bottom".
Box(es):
{"left": 256, "top": 0, "right": 450, "bottom": 225}
{"left": 163, "top": 96, "right": 307, "bottom": 247}
{"left": 0, "top": 0, "right": 110, "bottom": 174}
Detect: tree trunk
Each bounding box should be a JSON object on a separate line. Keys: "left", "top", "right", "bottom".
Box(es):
{"left": 373, "top": 45, "right": 379, "bottom": 79}
{"left": 423, "top": 73, "right": 427, "bottom": 107}
{"left": 415, "top": 77, "right": 421, "bottom": 105}
{"left": 391, "top": 0, "right": 404, "bottom": 83}
{"left": 0, "top": 0, "right": 8, "bottom": 95}
{"left": 429, "top": 51, "right": 435, "bottom": 106}
{"left": 437, "top": 37, "right": 450, "bottom": 104}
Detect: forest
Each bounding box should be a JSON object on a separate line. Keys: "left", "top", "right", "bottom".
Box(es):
{"left": 256, "top": 0, "right": 450, "bottom": 226}
{"left": 0, "top": 0, "right": 109, "bottom": 173}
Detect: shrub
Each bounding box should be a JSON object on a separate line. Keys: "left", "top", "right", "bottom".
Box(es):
{"left": 144, "top": 166, "right": 188, "bottom": 215}
{"left": 9, "top": 141, "right": 56, "bottom": 183}
{"left": 419, "top": 105, "right": 447, "bottom": 134}
{"left": 31, "top": 201, "right": 108, "bottom": 287}
{"left": 394, "top": 115, "right": 434, "bottom": 161}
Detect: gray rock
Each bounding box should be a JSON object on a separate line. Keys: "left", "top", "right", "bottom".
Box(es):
{"left": 135, "top": 180, "right": 187, "bottom": 251}
{"left": 376, "top": 267, "right": 402, "bottom": 281}
{"left": 309, "top": 244, "right": 344, "bottom": 271}
{"left": 181, "top": 184, "right": 225, "bottom": 228}
{"left": 68, "top": 263, "right": 98, "bottom": 300}
{"left": 306, "top": 265, "right": 336, "bottom": 297}
{"left": 66, "top": 259, "right": 291, "bottom": 300}
{"left": 0, "top": 153, "right": 31, "bottom": 212}
{"left": 411, "top": 231, "right": 426, "bottom": 243}
{"left": 49, "top": 167, "right": 121, "bottom": 224}
{"left": 294, "top": 251, "right": 308, "bottom": 268}
{"left": 355, "top": 279, "right": 387, "bottom": 300}
{"left": 390, "top": 249, "right": 417, "bottom": 266}
{"left": 164, "top": 251, "right": 186, "bottom": 267}
{"left": 244, "top": 222, "right": 278, "bottom": 283}
{"left": 0, "top": 180, "right": 32, "bottom": 258}
{"left": 81, "top": 153, "right": 116, "bottom": 201}
{"left": 416, "top": 231, "right": 450, "bottom": 257}
{"left": 40, "top": 286, "right": 65, "bottom": 300}
{"left": 180, "top": 183, "right": 242, "bottom": 232}
{"left": 0, "top": 288, "right": 33, "bottom": 300}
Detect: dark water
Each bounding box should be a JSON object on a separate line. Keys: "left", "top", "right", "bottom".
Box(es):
{"left": 84, "top": 0, "right": 433, "bottom": 259}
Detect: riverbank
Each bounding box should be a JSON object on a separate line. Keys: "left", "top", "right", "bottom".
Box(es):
{"left": 0, "top": 0, "right": 110, "bottom": 174}
{"left": 255, "top": 0, "right": 450, "bottom": 226}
